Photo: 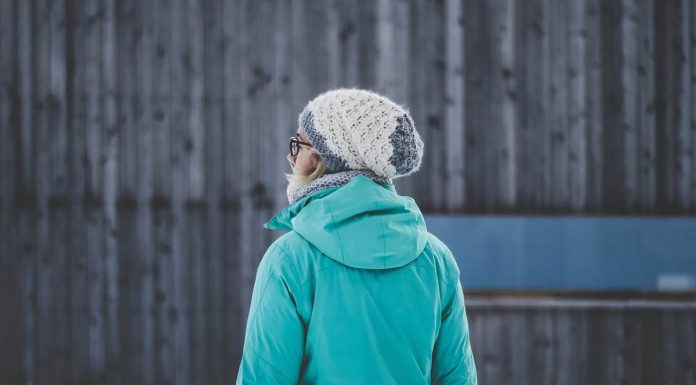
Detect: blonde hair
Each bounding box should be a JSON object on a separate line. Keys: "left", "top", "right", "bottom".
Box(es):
{"left": 284, "top": 147, "right": 328, "bottom": 191}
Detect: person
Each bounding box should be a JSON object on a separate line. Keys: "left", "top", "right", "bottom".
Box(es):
{"left": 235, "top": 88, "right": 477, "bottom": 385}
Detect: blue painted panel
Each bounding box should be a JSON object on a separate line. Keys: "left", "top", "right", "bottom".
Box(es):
{"left": 424, "top": 216, "right": 696, "bottom": 290}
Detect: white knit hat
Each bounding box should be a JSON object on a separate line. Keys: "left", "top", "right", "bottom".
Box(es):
{"left": 298, "top": 88, "right": 424, "bottom": 179}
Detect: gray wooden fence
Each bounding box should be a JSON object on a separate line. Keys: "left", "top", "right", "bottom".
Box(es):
{"left": 1, "top": 0, "right": 695, "bottom": 384}
{"left": 467, "top": 297, "right": 696, "bottom": 385}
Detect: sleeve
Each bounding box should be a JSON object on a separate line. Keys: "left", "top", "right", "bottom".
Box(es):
{"left": 236, "top": 246, "right": 306, "bottom": 385}
{"left": 431, "top": 274, "right": 478, "bottom": 385}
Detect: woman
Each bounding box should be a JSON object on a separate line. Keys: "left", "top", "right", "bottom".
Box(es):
{"left": 236, "top": 89, "right": 477, "bottom": 385}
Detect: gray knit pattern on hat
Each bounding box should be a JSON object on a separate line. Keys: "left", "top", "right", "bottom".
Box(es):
{"left": 288, "top": 170, "right": 391, "bottom": 205}
{"left": 298, "top": 88, "right": 424, "bottom": 179}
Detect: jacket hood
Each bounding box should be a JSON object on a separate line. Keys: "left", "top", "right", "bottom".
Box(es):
{"left": 265, "top": 175, "right": 428, "bottom": 269}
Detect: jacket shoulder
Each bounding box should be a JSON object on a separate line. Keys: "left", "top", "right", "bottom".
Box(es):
{"left": 423, "top": 232, "right": 461, "bottom": 284}
{"left": 260, "top": 231, "right": 320, "bottom": 284}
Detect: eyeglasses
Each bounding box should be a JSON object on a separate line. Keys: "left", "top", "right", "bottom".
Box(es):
{"left": 289, "top": 136, "right": 313, "bottom": 156}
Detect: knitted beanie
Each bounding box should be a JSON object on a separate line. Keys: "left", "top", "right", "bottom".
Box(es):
{"left": 298, "top": 88, "right": 424, "bottom": 179}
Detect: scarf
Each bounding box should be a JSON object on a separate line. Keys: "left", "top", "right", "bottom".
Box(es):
{"left": 287, "top": 170, "right": 392, "bottom": 205}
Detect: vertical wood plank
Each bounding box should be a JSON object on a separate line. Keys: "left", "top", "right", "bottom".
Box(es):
{"left": 479, "top": 1, "right": 497, "bottom": 211}
{"left": 680, "top": 310, "right": 696, "bottom": 385}
{"left": 0, "top": 203, "right": 18, "bottom": 380}
{"left": 335, "top": 0, "right": 360, "bottom": 87}
{"left": 466, "top": 309, "right": 485, "bottom": 382}
{"left": 271, "top": 0, "right": 293, "bottom": 210}
{"left": 506, "top": 310, "right": 529, "bottom": 385}
{"left": 84, "top": 1, "right": 106, "bottom": 381}
{"left": 203, "top": 0, "right": 225, "bottom": 383}
{"left": 514, "top": 0, "right": 530, "bottom": 209}
{"left": 70, "top": 1, "right": 90, "bottom": 382}
{"left": 376, "top": 0, "right": 395, "bottom": 95}
{"left": 538, "top": 0, "right": 554, "bottom": 211}
{"left": 0, "top": 0, "right": 15, "bottom": 210}
{"left": 555, "top": 310, "right": 588, "bottom": 385}
{"left": 585, "top": 0, "right": 603, "bottom": 211}
{"left": 34, "top": 0, "right": 54, "bottom": 383}
{"left": 495, "top": 0, "right": 517, "bottom": 209}
{"left": 484, "top": 310, "right": 510, "bottom": 385}
{"left": 4, "top": 212, "right": 25, "bottom": 385}
{"left": 639, "top": 309, "right": 663, "bottom": 385}
{"left": 443, "top": 0, "right": 465, "bottom": 210}
{"left": 290, "top": 0, "right": 311, "bottom": 110}
{"left": 256, "top": 0, "right": 277, "bottom": 224}
{"left": 186, "top": 0, "right": 209, "bottom": 383}
{"left": 637, "top": 0, "right": 656, "bottom": 211}
{"left": 521, "top": 0, "right": 550, "bottom": 210}
{"left": 0, "top": 178, "right": 5, "bottom": 385}
{"left": 662, "top": 310, "right": 679, "bottom": 384}
{"left": 223, "top": 202, "right": 244, "bottom": 382}
{"left": 137, "top": 0, "right": 156, "bottom": 383}
{"left": 587, "top": 310, "right": 625, "bottom": 385}
{"left": 605, "top": 311, "right": 625, "bottom": 385}
{"left": 622, "top": 0, "right": 639, "bottom": 212}
{"left": 621, "top": 309, "right": 643, "bottom": 385}
{"left": 152, "top": 204, "right": 175, "bottom": 385}
{"left": 86, "top": 200, "right": 106, "bottom": 385}
{"left": 568, "top": 0, "right": 587, "bottom": 211}
{"left": 17, "top": 0, "right": 34, "bottom": 205}
{"left": 188, "top": 205, "right": 209, "bottom": 385}
{"left": 170, "top": 0, "right": 191, "bottom": 382}
{"left": 325, "top": 0, "right": 341, "bottom": 88}
{"left": 150, "top": 0, "right": 174, "bottom": 384}
{"left": 464, "top": 0, "right": 486, "bottom": 210}
{"left": 407, "top": 0, "right": 434, "bottom": 210}
{"left": 528, "top": 309, "right": 556, "bottom": 385}
{"left": 19, "top": 207, "right": 37, "bottom": 385}
{"left": 117, "top": 204, "right": 142, "bottom": 385}
{"left": 654, "top": 0, "right": 670, "bottom": 212}
{"left": 257, "top": 0, "right": 279, "bottom": 311}
{"left": 48, "top": 3, "right": 71, "bottom": 381}
{"left": 151, "top": 1, "right": 172, "bottom": 199}
{"left": 692, "top": 0, "right": 696, "bottom": 211}
{"left": 49, "top": 0, "right": 69, "bottom": 200}
{"left": 85, "top": 0, "right": 104, "bottom": 202}
{"left": 357, "top": 0, "right": 378, "bottom": 88}
{"left": 115, "top": 0, "right": 141, "bottom": 381}
{"left": 549, "top": 0, "right": 569, "bottom": 209}
{"left": 117, "top": 0, "right": 138, "bottom": 200}
{"left": 675, "top": 0, "right": 693, "bottom": 211}
{"left": 52, "top": 205, "right": 73, "bottom": 384}
{"left": 102, "top": 0, "right": 121, "bottom": 383}
{"left": 222, "top": 0, "right": 245, "bottom": 377}
{"left": 428, "top": 0, "right": 445, "bottom": 211}
{"left": 239, "top": 0, "right": 264, "bottom": 329}
{"left": 654, "top": 0, "right": 688, "bottom": 213}
{"left": 187, "top": 0, "right": 205, "bottom": 201}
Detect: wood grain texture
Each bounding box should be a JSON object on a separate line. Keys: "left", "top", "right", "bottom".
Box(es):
{"left": 0, "top": 1, "right": 695, "bottom": 384}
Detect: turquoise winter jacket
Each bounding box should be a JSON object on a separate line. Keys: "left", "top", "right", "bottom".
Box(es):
{"left": 236, "top": 175, "right": 477, "bottom": 385}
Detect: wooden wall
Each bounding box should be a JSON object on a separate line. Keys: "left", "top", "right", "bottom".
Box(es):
{"left": 467, "top": 298, "right": 696, "bottom": 385}
{"left": 0, "top": 0, "right": 695, "bottom": 384}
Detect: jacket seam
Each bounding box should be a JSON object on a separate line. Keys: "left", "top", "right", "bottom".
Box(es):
{"left": 375, "top": 201, "right": 388, "bottom": 269}
{"left": 247, "top": 244, "right": 295, "bottom": 331}
{"left": 324, "top": 200, "right": 346, "bottom": 264}
{"left": 246, "top": 345, "right": 296, "bottom": 384}
{"left": 267, "top": 243, "right": 306, "bottom": 319}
